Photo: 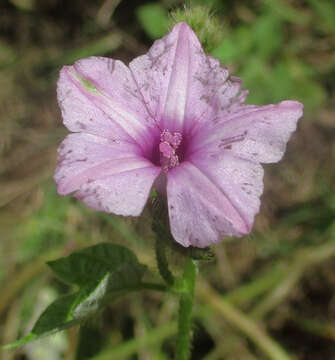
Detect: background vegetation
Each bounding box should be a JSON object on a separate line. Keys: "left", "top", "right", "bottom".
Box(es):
{"left": 1, "top": 0, "right": 335, "bottom": 359}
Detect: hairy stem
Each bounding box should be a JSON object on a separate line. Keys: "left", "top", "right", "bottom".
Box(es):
{"left": 176, "top": 258, "right": 197, "bottom": 360}
{"left": 155, "top": 236, "right": 174, "bottom": 286}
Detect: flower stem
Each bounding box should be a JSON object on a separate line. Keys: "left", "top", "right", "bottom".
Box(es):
{"left": 176, "top": 258, "right": 197, "bottom": 360}
{"left": 155, "top": 236, "right": 174, "bottom": 286}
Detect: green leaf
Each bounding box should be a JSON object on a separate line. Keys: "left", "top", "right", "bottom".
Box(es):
{"left": 47, "top": 243, "right": 146, "bottom": 286}
{"left": 4, "top": 243, "right": 147, "bottom": 349}
{"left": 3, "top": 334, "right": 37, "bottom": 350}
{"left": 3, "top": 293, "right": 78, "bottom": 349}
{"left": 4, "top": 279, "right": 117, "bottom": 350}
{"left": 32, "top": 293, "right": 79, "bottom": 334}
{"left": 136, "top": 3, "right": 169, "bottom": 39}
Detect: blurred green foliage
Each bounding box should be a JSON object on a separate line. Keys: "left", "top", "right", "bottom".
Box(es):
{"left": 306, "top": 0, "right": 335, "bottom": 35}
{"left": 136, "top": 3, "right": 169, "bottom": 39}
{"left": 17, "top": 188, "right": 71, "bottom": 263}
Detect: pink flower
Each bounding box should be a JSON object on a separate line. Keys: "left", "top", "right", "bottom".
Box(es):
{"left": 55, "top": 22, "right": 303, "bottom": 248}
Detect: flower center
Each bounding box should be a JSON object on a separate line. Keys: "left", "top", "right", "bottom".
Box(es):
{"left": 159, "top": 129, "right": 182, "bottom": 172}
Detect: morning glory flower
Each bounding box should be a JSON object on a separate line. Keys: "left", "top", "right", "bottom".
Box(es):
{"left": 55, "top": 22, "right": 303, "bottom": 248}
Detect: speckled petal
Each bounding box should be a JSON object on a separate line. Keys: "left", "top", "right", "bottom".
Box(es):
{"left": 167, "top": 162, "right": 250, "bottom": 248}
{"left": 76, "top": 165, "right": 160, "bottom": 216}
{"left": 54, "top": 133, "right": 160, "bottom": 204}
{"left": 130, "top": 23, "right": 246, "bottom": 134}
{"left": 191, "top": 151, "right": 264, "bottom": 234}
{"left": 57, "top": 67, "right": 129, "bottom": 142}
{"left": 58, "top": 58, "right": 160, "bottom": 149}
{"left": 130, "top": 23, "right": 190, "bottom": 131}
{"left": 183, "top": 61, "right": 247, "bottom": 135}
{"left": 190, "top": 100, "right": 303, "bottom": 163}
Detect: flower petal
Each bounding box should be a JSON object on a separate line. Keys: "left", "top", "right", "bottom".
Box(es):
{"left": 191, "top": 151, "right": 264, "bottom": 233}
{"left": 54, "top": 132, "right": 158, "bottom": 196}
{"left": 76, "top": 165, "right": 160, "bottom": 216}
{"left": 130, "top": 23, "right": 249, "bottom": 135}
{"left": 190, "top": 100, "right": 303, "bottom": 163}
{"left": 58, "top": 57, "right": 159, "bottom": 148}
{"left": 167, "top": 162, "right": 250, "bottom": 248}
{"left": 129, "top": 23, "right": 203, "bottom": 132}
{"left": 183, "top": 61, "right": 247, "bottom": 135}
{"left": 58, "top": 66, "right": 129, "bottom": 141}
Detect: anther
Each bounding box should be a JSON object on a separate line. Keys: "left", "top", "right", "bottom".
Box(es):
{"left": 159, "top": 130, "right": 182, "bottom": 172}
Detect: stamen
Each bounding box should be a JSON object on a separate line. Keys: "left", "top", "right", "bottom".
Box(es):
{"left": 161, "top": 129, "right": 182, "bottom": 149}
{"left": 159, "top": 129, "right": 182, "bottom": 172}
